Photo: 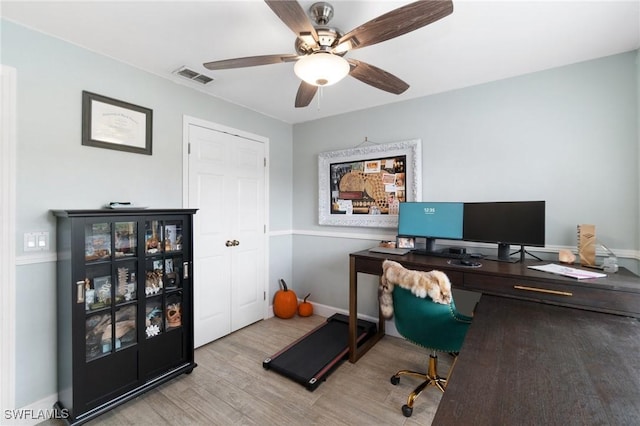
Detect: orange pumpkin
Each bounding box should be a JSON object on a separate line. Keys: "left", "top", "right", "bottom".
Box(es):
{"left": 273, "top": 279, "right": 297, "bottom": 319}
{"left": 298, "top": 293, "right": 313, "bottom": 317}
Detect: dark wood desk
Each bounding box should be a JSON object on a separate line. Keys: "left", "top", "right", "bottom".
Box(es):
{"left": 348, "top": 250, "right": 640, "bottom": 363}
{"left": 433, "top": 295, "right": 640, "bottom": 424}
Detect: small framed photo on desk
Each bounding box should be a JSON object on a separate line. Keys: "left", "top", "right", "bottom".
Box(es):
{"left": 397, "top": 236, "right": 415, "bottom": 249}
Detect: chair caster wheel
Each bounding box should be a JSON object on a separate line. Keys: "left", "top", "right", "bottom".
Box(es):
{"left": 390, "top": 375, "right": 400, "bottom": 385}
{"left": 402, "top": 404, "right": 413, "bottom": 417}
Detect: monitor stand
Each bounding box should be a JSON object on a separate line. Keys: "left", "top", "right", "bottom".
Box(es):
{"left": 425, "top": 237, "right": 436, "bottom": 252}
{"left": 512, "top": 245, "right": 542, "bottom": 263}
{"left": 485, "top": 244, "right": 542, "bottom": 263}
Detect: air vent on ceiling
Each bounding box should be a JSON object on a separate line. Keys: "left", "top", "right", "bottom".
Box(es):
{"left": 173, "top": 66, "right": 213, "bottom": 85}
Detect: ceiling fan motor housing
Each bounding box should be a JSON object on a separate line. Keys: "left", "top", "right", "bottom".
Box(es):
{"left": 295, "top": 2, "right": 346, "bottom": 56}
{"left": 295, "top": 27, "right": 344, "bottom": 55}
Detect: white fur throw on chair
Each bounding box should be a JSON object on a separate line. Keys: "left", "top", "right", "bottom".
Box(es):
{"left": 379, "top": 260, "right": 452, "bottom": 319}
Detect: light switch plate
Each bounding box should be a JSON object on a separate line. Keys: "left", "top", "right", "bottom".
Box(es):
{"left": 24, "top": 231, "right": 49, "bottom": 251}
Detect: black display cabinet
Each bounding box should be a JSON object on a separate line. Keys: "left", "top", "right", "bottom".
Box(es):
{"left": 52, "top": 209, "right": 197, "bottom": 425}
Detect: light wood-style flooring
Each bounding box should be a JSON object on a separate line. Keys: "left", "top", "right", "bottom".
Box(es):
{"left": 44, "top": 314, "right": 452, "bottom": 425}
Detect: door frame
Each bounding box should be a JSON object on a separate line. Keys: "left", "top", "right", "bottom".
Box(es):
{"left": 1, "top": 65, "right": 17, "bottom": 411}
{"left": 182, "top": 115, "right": 270, "bottom": 321}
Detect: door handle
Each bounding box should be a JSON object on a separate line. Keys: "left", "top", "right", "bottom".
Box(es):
{"left": 183, "top": 261, "right": 190, "bottom": 279}
{"left": 233, "top": 240, "right": 240, "bottom": 246}
{"left": 225, "top": 240, "right": 234, "bottom": 247}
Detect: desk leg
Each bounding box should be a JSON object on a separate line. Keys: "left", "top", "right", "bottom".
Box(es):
{"left": 348, "top": 257, "right": 386, "bottom": 363}
{"left": 349, "top": 256, "right": 358, "bottom": 363}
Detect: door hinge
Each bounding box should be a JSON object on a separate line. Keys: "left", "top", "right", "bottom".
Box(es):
{"left": 264, "top": 224, "right": 266, "bottom": 233}
{"left": 188, "top": 142, "right": 191, "bottom": 155}
{"left": 264, "top": 157, "right": 266, "bottom": 167}
{"left": 263, "top": 291, "right": 266, "bottom": 301}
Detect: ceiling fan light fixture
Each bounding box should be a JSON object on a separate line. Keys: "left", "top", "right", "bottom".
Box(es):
{"left": 294, "top": 52, "right": 350, "bottom": 86}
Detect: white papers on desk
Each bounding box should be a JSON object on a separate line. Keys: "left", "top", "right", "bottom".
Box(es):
{"left": 528, "top": 263, "right": 606, "bottom": 279}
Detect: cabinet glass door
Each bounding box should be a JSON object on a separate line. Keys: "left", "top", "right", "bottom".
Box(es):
{"left": 144, "top": 218, "right": 185, "bottom": 339}
{"left": 84, "top": 221, "right": 138, "bottom": 362}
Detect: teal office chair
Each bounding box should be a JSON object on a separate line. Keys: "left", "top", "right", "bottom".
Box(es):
{"left": 389, "top": 285, "right": 472, "bottom": 417}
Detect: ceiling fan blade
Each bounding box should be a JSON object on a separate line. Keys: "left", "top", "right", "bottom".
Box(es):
{"left": 295, "top": 81, "right": 318, "bottom": 108}
{"left": 334, "top": 0, "right": 453, "bottom": 53}
{"left": 203, "top": 54, "right": 299, "bottom": 70}
{"left": 348, "top": 59, "right": 409, "bottom": 95}
{"left": 265, "top": 0, "right": 319, "bottom": 47}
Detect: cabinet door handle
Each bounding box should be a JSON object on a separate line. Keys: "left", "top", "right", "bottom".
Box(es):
{"left": 76, "top": 281, "right": 85, "bottom": 303}
{"left": 183, "top": 262, "right": 189, "bottom": 279}
{"left": 225, "top": 240, "right": 234, "bottom": 247}
{"left": 513, "top": 285, "right": 573, "bottom": 297}
{"left": 233, "top": 240, "right": 240, "bottom": 246}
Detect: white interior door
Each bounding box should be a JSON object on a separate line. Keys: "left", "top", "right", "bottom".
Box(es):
{"left": 186, "top": 120, "right": 266, "bottom": 348}
{"left": 230, "top": 141, "right": 266, "bottom": 331}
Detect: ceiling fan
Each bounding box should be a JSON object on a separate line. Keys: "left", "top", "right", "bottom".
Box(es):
{"left": 203, "top": 0, "right": 453, "bottom": 108}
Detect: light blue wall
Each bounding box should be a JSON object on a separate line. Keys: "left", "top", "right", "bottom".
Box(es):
{"left": 291, "top": 51, "right": 639, "bottom": 316}
{"left": 1, "top": 20, "right": 293, "bottom": 408}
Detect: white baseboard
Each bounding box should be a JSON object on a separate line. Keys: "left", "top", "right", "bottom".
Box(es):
{"left": 3, "top": 394, "right": 59, "bottom": 426}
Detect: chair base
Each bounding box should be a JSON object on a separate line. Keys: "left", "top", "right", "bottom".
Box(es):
{"left": 390, "top": 353, "right": 458, "bottom": 417}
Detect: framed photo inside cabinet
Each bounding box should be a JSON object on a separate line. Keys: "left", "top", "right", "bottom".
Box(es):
{"left": 82, "top": 91, "right": 152, "bottom": 155}
{"left": 318, "top": 139, "right": 422, "bottom": 228}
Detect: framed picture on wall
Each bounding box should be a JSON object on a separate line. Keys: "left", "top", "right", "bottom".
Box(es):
{"left": 82, "top": 91, "right": 153, "bottom": 155}
{"left": 318, "top": 139, "right": 422, "bottom": 228}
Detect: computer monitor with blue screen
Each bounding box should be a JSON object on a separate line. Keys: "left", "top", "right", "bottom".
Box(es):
{"left": 398, "top": 202, "right": 464, "bottom": 252}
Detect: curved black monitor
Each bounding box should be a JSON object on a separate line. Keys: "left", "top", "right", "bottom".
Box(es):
{"left": 463, "top": 201, "right": 545, "bottom": 262}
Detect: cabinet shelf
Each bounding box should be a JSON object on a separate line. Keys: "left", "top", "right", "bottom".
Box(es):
{"left": 115, "top": 300, "right": 137, "bottom": 309}
{"left": 84, "top": 259, "right": 111, "bottom": 266}
{"left": 114, "top": 255, "right": 137, "bottom": 262}
{"left": 86, "top": 305, "right": 111, "bottom": 314}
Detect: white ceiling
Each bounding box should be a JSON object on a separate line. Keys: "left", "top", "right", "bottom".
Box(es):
{"left": 2, "top": 1, "right": 639, "bottom": 124}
